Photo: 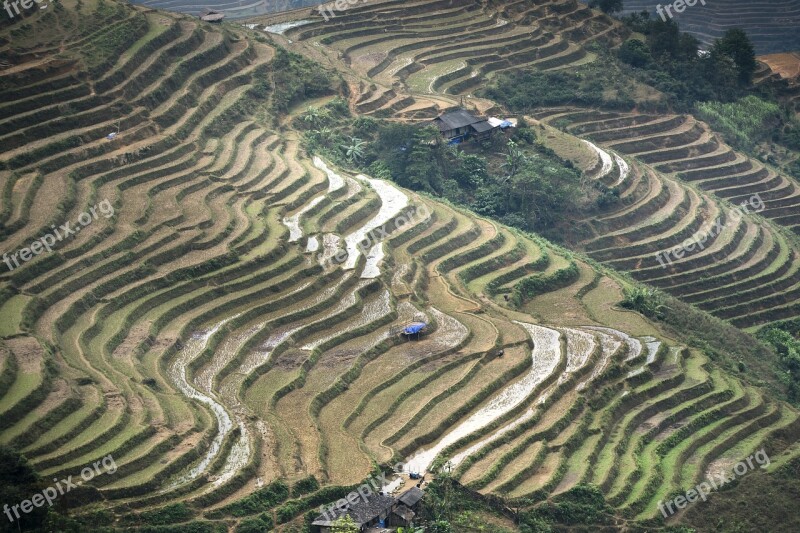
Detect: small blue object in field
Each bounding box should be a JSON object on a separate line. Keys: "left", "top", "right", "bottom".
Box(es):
{"left": 404, "top": 322, "right": 427, "bottom": 335}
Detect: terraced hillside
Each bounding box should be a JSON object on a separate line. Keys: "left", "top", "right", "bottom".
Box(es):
{"left": 616, "top": 0, "right": 800, "bottom": 54}
{"left": 251, "top": 0, "right": 628, "bottom": 120}
{"left": 2, "top": 0, "right": 800, "bottom": 531}
{"left": 132, "top": 0, "right": 274, "bottom": 18}
{"left": 533, "top": 109, "right": 800, "bottom": 330}
{"left": 261, "top": 0, "right": 800, "bottom": 331}
{"left": 131, "top": 0, "right": 324, "bottom": 18}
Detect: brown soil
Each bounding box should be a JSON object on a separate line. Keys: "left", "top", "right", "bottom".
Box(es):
{"left": 112, "top": 321, "right": 153, "bottom": 360}
{"left": 5, "top": 336, "right": 44, "bottom": 373}
{"left": 274, "top": 349, "right": 308, "bottom": 370}
{"left": 760, "top": 52, "right": 800, "bottom": 79}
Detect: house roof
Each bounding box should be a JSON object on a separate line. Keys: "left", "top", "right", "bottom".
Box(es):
{"left": 432, "top": 109, "right": 483, "bottom": 131}
{"left": 392, "top": 503, "right": 415, "bottom": 522}
{"left": 312, "top": 494, "right": 397, "bottom": 527}
{"left": 470, "top": 121, "right": 494, "bottom": 133}
{"left": 398, "top": 486, "right": 425, "bottom": 507}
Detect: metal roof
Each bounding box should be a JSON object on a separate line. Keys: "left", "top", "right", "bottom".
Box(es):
{"left": 470, "top": 121, "right": 494, "bottom": 133}
{"left": 398, "top": 486, "right": 424, "bottom": 507}
{"left": 433, "top": 109, "right": 483, "bottom": 131}
{"left": 312, "top": 494, "right": 397, "bottom": 526}
{"left": 392, "top": 503, "right": 416, "bottom": 521}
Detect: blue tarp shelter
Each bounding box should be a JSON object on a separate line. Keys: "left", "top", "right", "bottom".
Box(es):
{"left": 404, "top": 322, "right": 427, "bottom": 335}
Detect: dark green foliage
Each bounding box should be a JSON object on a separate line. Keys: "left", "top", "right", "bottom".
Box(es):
{"left": 617, "top": 39, "right": 652, "bottom": 68}
{"left": 235, "top": 514, "right": 274, "bottom": 532}
{"left": 481, "top": 65, "right": 635, "bottom": 110}
{"left": 127, "top": 522, "right": 226, "bottom": 533}
{"left": 0, "top": 445, "right": 49, "bottom": 531}
{"left": 618, "top": 15, "right": 758, "bottom": 106}
{"left": 523, "top": 484, "right": 615, "bottom": 526}
{"left": 344, "top": 122, "right": 590, "bottom": 237}
{"left": 712, "top": 28, "right": 757, "bottom": 85}
{"left": 129, "top": 503, "right": 195, "bottom": 526}
{"left": 271, "top": 48, "right": 337, "bottom": 114}
{"left": 291, "top": 475, "right": 320, "bottom": 497}
{"left": 518, "top": 513, "right": 553, "bottom": 533}
{"left": 275, "top": 500, "right": 303, "bottom": 524}
{"left": 621, "top": 287, "right": 667, "bottom": 319}
{"left": 758, "top": 321, "right": 800, "bottom": 403}
{"left": 83, "top": 12, "right": 149, "bottom": 76}
{"left": 210, "top": 480, "right": 289, "bottom": 517}
{"left": 696, "top": 96, "right": 781, "bottom": 151}
{"left": 588, "top": 0, "right": 623, "bottom": 14}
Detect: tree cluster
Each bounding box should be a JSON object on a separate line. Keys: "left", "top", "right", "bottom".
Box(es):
{"left": 619, "top": 14, "right": 756, "bottom": 105}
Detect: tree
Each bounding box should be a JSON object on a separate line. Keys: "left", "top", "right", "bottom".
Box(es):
{"left": 500, "top": 140, "right": 526, "bottom": 181}
{"left": 450, "top": 151, "right": 488, "bottom": 189}
{"left": 589, "top": 0, "right": 623, "bottom": 14}
{"left": 712, "top": 28, "right": 756, "bottom": 84}
{"left": 402, "top": 126, "right": 443, "bottom": 192}
{"left": 301, "top": 106, "right": 330, "bottom": 128}
{"left": 341, "top": 136, "right": 367, "bottom": 163}
{"left": 617, "top": 39, "right": 652, "bottom": 68}
{"left": 0, "top": 445, "right": 50, "bottom": 530}
{"left": 331, "top": 514, "right": 360, "bottom": 532}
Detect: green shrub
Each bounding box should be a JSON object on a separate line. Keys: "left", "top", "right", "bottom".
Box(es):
{"left": 620, "top": 286, "right": 666, "bottom": 319}
{"left": 696, "top": 95, "right": 781, "bottom": 151}
{"left": 129, "top": 503, "right": 194, "bottom": 526}
{"left": 236, "top": 514, "right": 274, "bottom": 532}
{"left": 291, "top": 475, "right": 320, "bottom": 497}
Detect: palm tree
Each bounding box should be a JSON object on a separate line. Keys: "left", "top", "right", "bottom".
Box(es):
{"left": 311, "top": 127, "right": 334, "bottom": 147}
{"left": 342, "top": 136, "right": 367, "bottom": 163}
{"left": 500, "top": 140, "right": 526, "bottom": 182}
{"left": 302, "top": 106, "right": 330, "bottom": 128}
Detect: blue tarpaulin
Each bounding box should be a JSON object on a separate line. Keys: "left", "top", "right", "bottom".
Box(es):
{"left": 404, "top": 322, "right": 427, "bottom": 335}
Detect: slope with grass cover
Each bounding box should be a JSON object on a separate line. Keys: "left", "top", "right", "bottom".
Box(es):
{"left": 0, "top": 0, "right": 799, "bottom": 531}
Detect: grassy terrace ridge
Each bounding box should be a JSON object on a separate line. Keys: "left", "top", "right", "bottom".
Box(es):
{"left": 0, "top": 0, "right": 798, "bottom": 532}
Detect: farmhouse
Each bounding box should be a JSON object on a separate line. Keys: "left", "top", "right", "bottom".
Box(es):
{"left": 312, "top": 487, "right": 424, "bottom": 532}
{"left": 431, "top": 108, "right": 496, "bottom": 142}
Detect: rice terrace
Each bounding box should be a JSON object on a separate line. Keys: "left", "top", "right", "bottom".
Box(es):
{"left": 2, "top": 0, "right": 800, "bottom": 531}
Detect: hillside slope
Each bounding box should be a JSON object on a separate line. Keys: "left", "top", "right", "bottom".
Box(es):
{"left": 1, "top": 0, "right": 799, "bottom": 531}
{"left": 616, "top": 0, "right": 800, "bottom": 55}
